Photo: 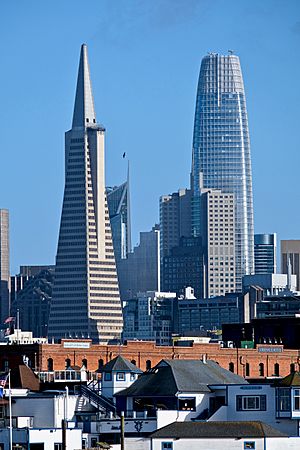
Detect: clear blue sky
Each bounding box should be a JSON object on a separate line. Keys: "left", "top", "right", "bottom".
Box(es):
{"left": 0, "top": 0, "right": 299, "bottom": 274}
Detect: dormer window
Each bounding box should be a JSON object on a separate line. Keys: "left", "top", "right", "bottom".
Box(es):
{"left": 130, "top": 373, "right": 136, "bottom": 381}
{"left": 294, "top": 389, "right": 300, "bottom": 410}
{"left": 116, "top": 372, "right": 125, "bottom": 381}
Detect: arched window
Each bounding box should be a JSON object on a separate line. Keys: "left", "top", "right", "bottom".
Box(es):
{"left": 290, "top": 363, "right": 295, "bottom": 373}
{"left": 65, "top": 358, "right": 71, "bottom": 370}
{"left": 47, "top": 358, "right": 54, "bottom": 371}
{"left": 259, "top": 363, "right": 264, "bottom": 377}
{"left": 131, "top": 360, "right": 136, "bottom": 366}
{"left": 274, "top": 363, "right": 280, "bottom": 377}
{"left": 82, "top": 359, "right": 88, "bottom": 369}
{"left": 229, "top": 362, "right": 234, "bottom": 373}
{"left": 146, "top": 360, "right": 151, "bottom": 370}
{"left": 98, "top": 359, "right": 104, "bottom": 370}
{"left": 245, "top": 363, "right": 250, "bottom": 377}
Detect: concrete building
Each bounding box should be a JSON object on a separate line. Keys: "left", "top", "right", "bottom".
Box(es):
{"left": 281, "top": 240, "right": 300, "bottom": 291}
{"left": 159, "top": 188, "right": 192, "bottom": 260}
{"left": 162, "top": 237, "right": 204, "bottom": 299}
{"left": 107, "top": 164, "right": 132, "bottom": 261}
{"left": 191, "top": 53, "right": 254, "bottom": 290}
{"left": 48, "top": 45, "right": 123, "bottom": 343}
{"left": 117, "top": 225, "right": 160, "bottom": 300}
{"left": 254, "top": 233, "right": 277, "bottom": 274}
{"left": 243, "top": 273, "right": 297, "bottom": 296}
{"left": 200, "top": 188, "right": 236, "bottom": 297}
{"left": 123, "top": 291, "right": 177, "bottom": 345}
{"left": 0, "top": 209, "right": 9, "bottom": 323}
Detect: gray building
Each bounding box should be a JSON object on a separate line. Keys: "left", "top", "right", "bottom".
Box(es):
{"left": 243, "top": 273, "right": 297, "bottom": 297}
{"left": 48, "top": 45, "right": 123, "bottom": 343}
{"left": 254, "top": 233, "right": 277, "bottom": 274}
{"left": 281, "top": 240, "right": 300, "bottom": 291}
{"left": 117, "top": 225, "right": 160, "bottom": 300}
{"left": 107, "top": 165, "right": 131, "bottom": 261}
{"left": 191, "top": 53, "right": 254, "bottom": 290}
{"left": 0, "top": 209, "right": 9, "bottom": 323}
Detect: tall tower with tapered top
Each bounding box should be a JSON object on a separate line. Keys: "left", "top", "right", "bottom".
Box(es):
{"left": 48, "top": 45, "right": 123, "bottom": 343}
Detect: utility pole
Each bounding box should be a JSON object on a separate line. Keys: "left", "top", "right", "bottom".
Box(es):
{"left": 120, "top": 411, "right": 125, "bottom": 450}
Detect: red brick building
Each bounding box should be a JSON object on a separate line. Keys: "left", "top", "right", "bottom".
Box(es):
{"left": 1, "top": 340, "right": 300, "bottom": 379}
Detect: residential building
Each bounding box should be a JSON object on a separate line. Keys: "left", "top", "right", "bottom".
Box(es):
{"left": 0, "top": 209, "right": 9, "bottom": 323}
{"left": 159, "top": 188, "right": 192, "bottom": 260}
{"left": 123, "top": 291, "right": 177, "bottom": 345}
{"left": 191, "top": 53, "right": 254, "bottom": 290}
{"left": 200, "top": 188, "right": 236, "bottom": 297}
{"left": 117, "top": 225, "right": 160, "bottom": 300}
{"left": 254, "top": 233, "right": 277, "bottom": 274}
{"left": 107, "top": 164, "right": 132, "bottom": 261}
{"left": 48, "top": 44, "right": 123, "bottom": 343}
{"left": 281, "top": 240, "right": 300, "bottom": 291}
{"left": 162, "top": 237, "right": 204, "bottom": 298}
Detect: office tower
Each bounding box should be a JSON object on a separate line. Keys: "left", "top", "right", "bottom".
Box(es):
{"left": 11, "top": 265, "right": 55, "bottom": 303}
{"left": 254, "top": 234, "right": 277, "bottom": 274}
{"left": 107, "top": 167, "right": 132, "bottom": 261}
{"left": 117, "top": 225, "right": 160, "bottom": 300}
{"left": 200, "top": 188, "right": 236, "bottom": 297}
{"left": 0, "top": 209, "right": 10, "bottom": 323}
{"left": 162, "top": 237, "right": 204, "bottom": 298}
{"left": 48, "top": 45, "right": 123, "bottom": 343}
{"left": 191, "top": 53, "right": 254, "bottom": 290}
{"left": 11, "top": 268, "right": 54, "bottom": 337}
{"left": 281, "top": 240, "right": 300, "bottom": 291}
{"left": 159, "top": 188, "right": 192, "bottom": 260}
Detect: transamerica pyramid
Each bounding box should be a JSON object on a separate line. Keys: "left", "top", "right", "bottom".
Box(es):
{"left": 48, "top": 44, "right": 123, "bottom": 343}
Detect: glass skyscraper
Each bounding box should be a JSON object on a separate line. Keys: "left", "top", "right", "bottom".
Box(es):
{"left": 191, "top": 53, "right": 254, "bottom": 289}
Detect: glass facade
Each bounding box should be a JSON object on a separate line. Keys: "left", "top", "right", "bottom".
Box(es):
{"left": 191, "top": 53, "right": 254, "bottom": 289}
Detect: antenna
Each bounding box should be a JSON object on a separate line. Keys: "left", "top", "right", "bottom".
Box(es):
{"left": 228, "top": 49, "right": 234, "bottom": 55}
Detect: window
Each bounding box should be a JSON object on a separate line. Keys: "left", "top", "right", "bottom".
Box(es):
{"left": 47, "top": 358, "right": 54, "bottom": 371}
{"left": 146, "top": 360, "right": 152, "bottom": 370}
{"left": 98, "top": 359, "right": 104, "bottom": 370}
{"left": 294, "top": 389, "right": 300, "bottom": 410}
{"left": 277, "top": 388, "right": 291, "bottom": 411}
{"left": 130, "top": 373, "right": 136, "bottom": 381}
{"left": 116, "top": 372, "right": 125, "bottom": 381}
{"left": 229, "top": 362, "right": 234, "bottom": 372}
{"left": 236, "top": 395, "right": 266, "bottom": 411}
{"left": 290, "top": 363, "right": 295, "bottom": 373}
{"left": 54, "top": 444, "right": 62, "bottom": 450}
{"left": 131, "top": 360, "right": 136, "bottom": 365}
{"left": 274, "top": 363, "right": 280, "bottom": 377}
{"left": 104, "top": 372, "right": 112, "bottom": 381}
{"left": 244, "top": 443, "right": 255, "bottom": 449}
{"left": 82, "top": 359, "right": 87, "bottom": 369}
{"left": 65, "top": 358, "right": 71, "bottom": 370}
{"left": 245, "top": 363, "right": 250, "bottom": 377}
{"left": 161, "top": 443, "right": 173, "bottom": 450}
{"left": 259, "top": 363, "right": 264, "bottom": 377}
{"left": 179, "top": 397, "right": 196, "bottom": 411}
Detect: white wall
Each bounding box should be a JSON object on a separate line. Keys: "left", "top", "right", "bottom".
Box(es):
{"left": 29, "top": 428, "right": 82, "bottom": 450}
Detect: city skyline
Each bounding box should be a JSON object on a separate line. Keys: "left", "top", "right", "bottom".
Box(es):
{"left": 0, "top": 1, "right": 299, "bottom": 272}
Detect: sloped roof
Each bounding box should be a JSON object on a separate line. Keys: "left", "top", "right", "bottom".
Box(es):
{"left": 101, "top": 355, "right": 143, "bottom": 374}
{"left": 150, "top": 421, "right": 287, "bottom": 439}
{"left": 279, "top": 371, "right": 300, "bottom": 387}
{"left": 115, "top": 359, "right": 246, "bottom": 397}
{"left": 10, "top": 365, "right": 40, "bottom": 391}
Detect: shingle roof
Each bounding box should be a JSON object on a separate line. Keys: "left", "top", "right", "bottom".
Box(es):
{"left": 101, "top": 355, "right": 143, "bottom": 374}
{"left": 115, "top": 359, "right": 246, "bottom": 397}
{"left": 278, "top": 371, "right": 300, "bottom": 387}
{"left": 150, "top": 421, "right": 287, "bottom": 439}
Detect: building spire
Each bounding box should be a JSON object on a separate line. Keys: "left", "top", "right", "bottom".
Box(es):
{"left": 72, "top": 44, "right": 96, "bottom": 128}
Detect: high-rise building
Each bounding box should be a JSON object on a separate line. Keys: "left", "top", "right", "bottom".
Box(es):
{"left": 191, "top": 53, "right": 254, "bottom": 290}
{"left": 48, "top": 45, "right": 123, "bottom": 343}
{"left": 159, "top": 188, "right": 192, "bottom": 260}
{"left": 117, "top": 225, "right": 160, "bottom": 300}
{"left": 254, "top": 233, "right": 277, "bottom": 274}
{"left": 0, "top": 209, "right": 10, "bottom": 323}
{"left": 106, "top": 166, "right": 131, "bottom": 261}
{"left": 281, "top": 240, "right": 300, "bottom": 291}
{"left": 200, "top": 188, "right": 236, "bottom": 297}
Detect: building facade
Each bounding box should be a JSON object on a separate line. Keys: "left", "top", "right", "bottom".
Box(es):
{"left": 0, "top": 209, "right": 9, "bottom": 323}
{"left": 281, "top": 240, "right": 300, "bottom": 291}
{"left": 48, "top": 45, "right": 123, "bottom": 343}
{"left": 117, "top": 225, "right": 160, "bottom": 300}
{"left": 191, "top": 53, "right": 254, "bottom": 290}
{"left": 254, "top": 233, "right": 277, "bottom": 274}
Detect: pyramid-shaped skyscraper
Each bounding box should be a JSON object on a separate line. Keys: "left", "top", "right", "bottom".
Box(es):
{"left": 48, "top": 45, "right": 123, "bottom": 342}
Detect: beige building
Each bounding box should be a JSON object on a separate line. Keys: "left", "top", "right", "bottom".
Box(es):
{"left": 0, "top": 209, "right": 9, "bottom": 323}
{"left": 281, "top": 240, "right": 300, "bottom": 290}
{"left": 48, "top": 45, "right": 123, "bottom": 343}
{"left": 201, "top": 189, "right": 236, "bottom": 297}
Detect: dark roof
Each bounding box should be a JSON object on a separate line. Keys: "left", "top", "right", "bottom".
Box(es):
{"left": 101, "top": 355, "right": 142, "bottom": 374}
{"left": 115, "top": 359, "right": 246, "bottom": 397}
{"left": 10, "top": 365, "right": 40, "bottom": 391}
{"left": 279, "top": 371, "right": 300, "bottom": 387}
{"left": 150, "top": 421, "right": 287, "bottom": 439}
